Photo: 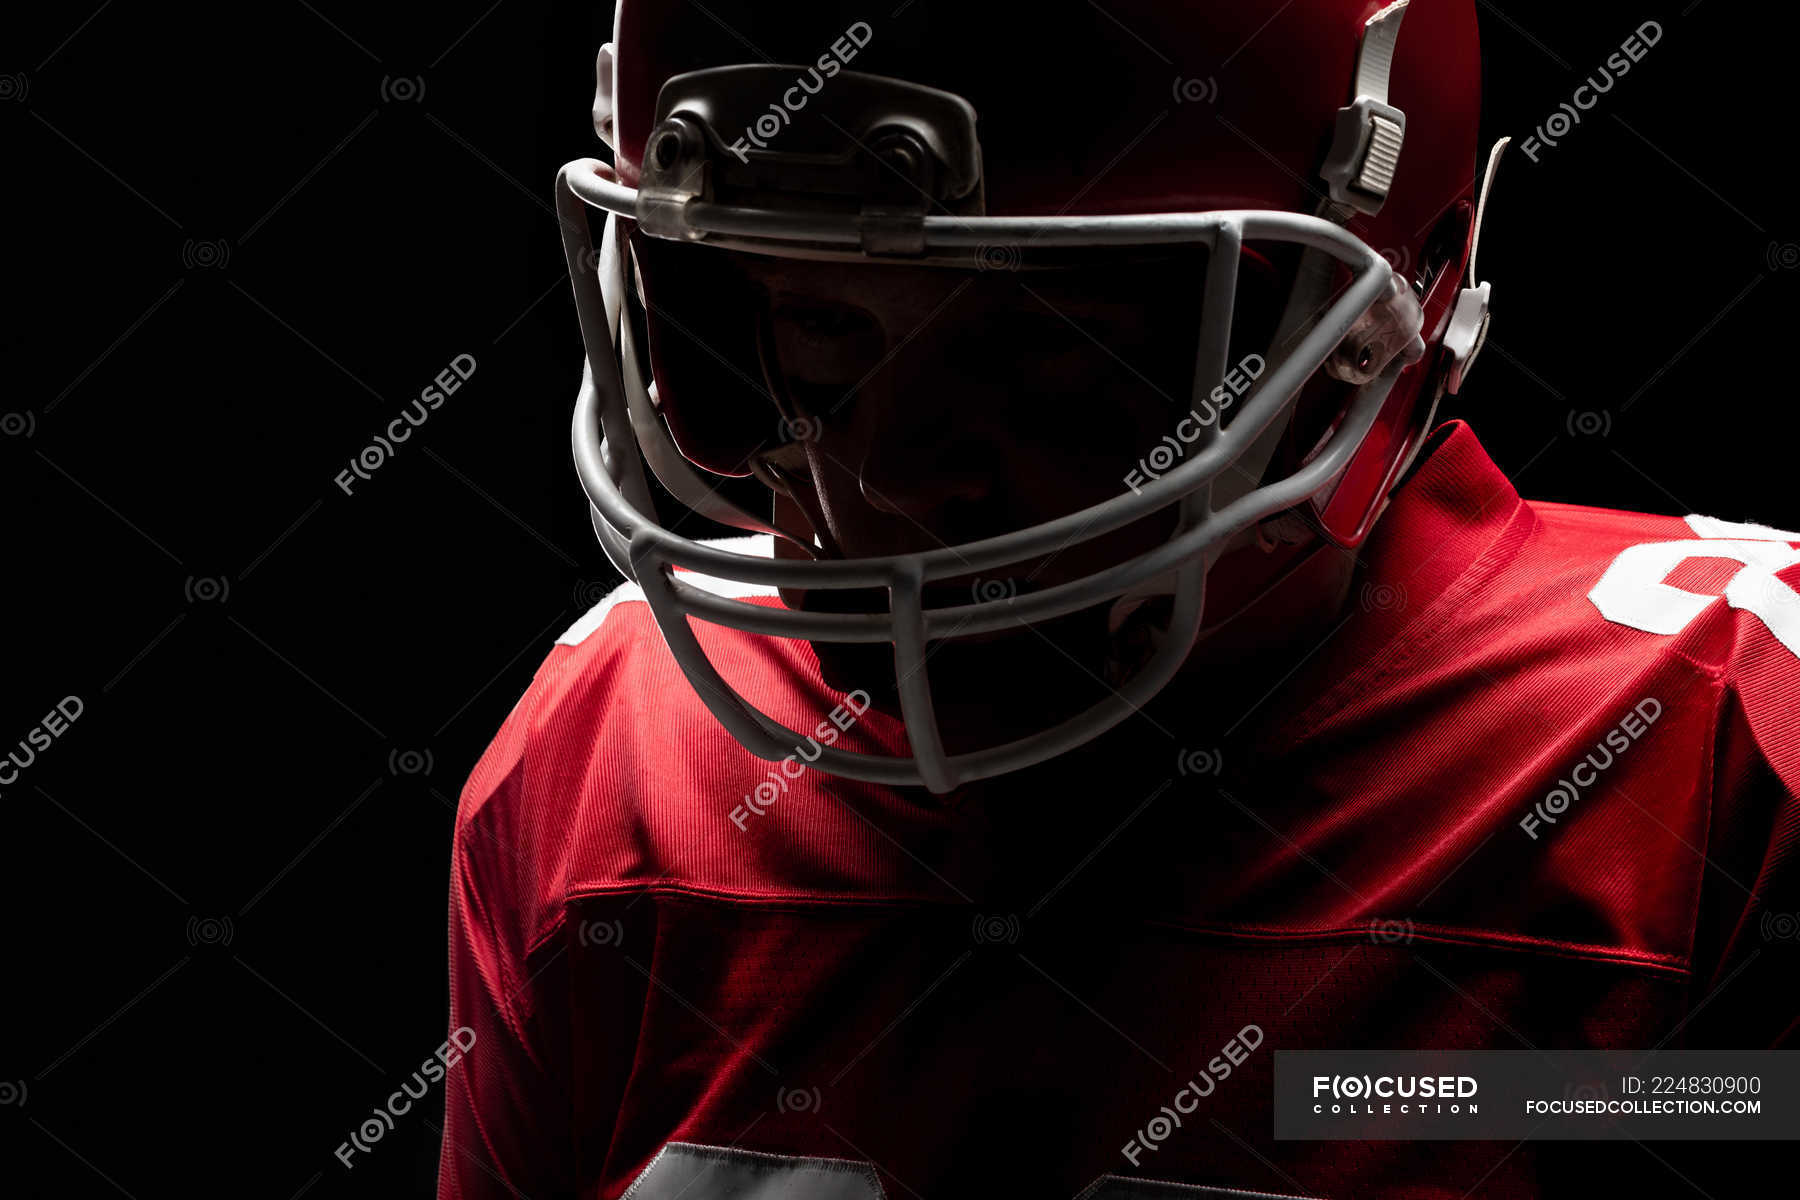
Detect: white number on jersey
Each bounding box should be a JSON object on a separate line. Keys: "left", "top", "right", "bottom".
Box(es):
{"left": 1588, "top": 515, "right": 1800, "bottom": 656}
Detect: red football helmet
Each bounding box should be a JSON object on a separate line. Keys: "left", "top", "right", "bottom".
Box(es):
{"left": 558, "top": 0, "right": 1500, "bottom": 792}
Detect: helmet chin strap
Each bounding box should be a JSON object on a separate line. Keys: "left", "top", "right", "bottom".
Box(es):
{"left": 1377, "top": 133, "right": 1510, "bottom": 506}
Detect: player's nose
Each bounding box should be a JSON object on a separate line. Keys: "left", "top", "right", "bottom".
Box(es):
{"left": 853, "top": 389, "right": 1003, "bottom": 524}
{"left": 856, "top": 428, "right": 998, "bottom": 521}
{"left": 844, "top": 302, "right": 1030, "bottom": 527}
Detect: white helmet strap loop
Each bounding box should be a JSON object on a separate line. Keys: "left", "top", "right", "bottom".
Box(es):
{"left": 1442, "top": 135, "right": 1511, "bottom": 396}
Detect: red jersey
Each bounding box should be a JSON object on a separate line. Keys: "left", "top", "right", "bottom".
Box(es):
{"left": 438, "top": 422, "right": 1799, "bottom": 1198}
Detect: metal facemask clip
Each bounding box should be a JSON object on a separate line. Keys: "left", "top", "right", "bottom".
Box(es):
{"left": 1442, "top": 136, "right": 1510, "bottom": 395}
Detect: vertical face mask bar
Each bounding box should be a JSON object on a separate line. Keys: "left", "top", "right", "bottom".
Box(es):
{"left": 1155, "top": 218, "right": 1247, "bottom": 658}
{"left": 888, "top": 566, "right": 954, "bottom": 793}
{"left": 557, "top": 159, "right": 1411, "bottom": 792}
{"left": 1189, "top": 220, "right": 1241, "bottom": 511}
{"left": 559, "top": 171, "right": 657, "bottom": 533}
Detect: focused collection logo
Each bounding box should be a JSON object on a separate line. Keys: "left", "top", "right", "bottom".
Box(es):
{"left": 1310, "top": 1073, "right": 1480, "bottom": 1117}
{"left": 730, "top": 690, "right": 873, "bottom": 830}
{"left": 725, "top": 23, "right": 875, "bottom": 163}
{"left": 335, "top": 1027, "right": 476, "bottom": 1169}
{"left": 1519, "top": 697, "right": 1661, "bottom": 840}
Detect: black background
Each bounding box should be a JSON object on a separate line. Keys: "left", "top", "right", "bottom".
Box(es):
{"left": 5, "top": 1, "right": 1795, "bottom": 1195}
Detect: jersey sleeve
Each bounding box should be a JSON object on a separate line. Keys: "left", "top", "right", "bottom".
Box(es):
{"left": 437, "top": 616, "right": 661, "bottom": 1197}
{"left": 437, "top": 797, "right": 577, "bottom": 1197}
{"left": 437, "top": 666, "right": 579, "bottom": 1198}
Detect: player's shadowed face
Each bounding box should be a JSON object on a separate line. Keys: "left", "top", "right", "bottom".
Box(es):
{"left": 741, "top": 253, "right": 1212, "bottom": 586}
{"left": 726, "top": 251, "right": 1254, "bottom": 731}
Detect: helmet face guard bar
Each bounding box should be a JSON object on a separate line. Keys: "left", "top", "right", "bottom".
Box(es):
{"left": 557, "top": 139, "right": 1421, "bottom": 792}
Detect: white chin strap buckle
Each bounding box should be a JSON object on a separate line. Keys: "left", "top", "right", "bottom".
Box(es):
{"left": 1442, "top": 281, "right": 1490, "bottom": 395}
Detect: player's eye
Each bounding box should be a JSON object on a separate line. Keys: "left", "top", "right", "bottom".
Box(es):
{"left": 769, "top": 299, "right": 884, "bottom": 393}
